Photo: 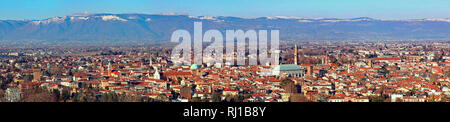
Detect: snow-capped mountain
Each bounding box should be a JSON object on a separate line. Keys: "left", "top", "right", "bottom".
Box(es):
{"left": 0, "top": 13, "right": 450, "bottom": 42}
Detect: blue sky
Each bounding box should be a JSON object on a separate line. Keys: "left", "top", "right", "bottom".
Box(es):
{"left": 0, "top": 0, "right": 449, "bottom": 20}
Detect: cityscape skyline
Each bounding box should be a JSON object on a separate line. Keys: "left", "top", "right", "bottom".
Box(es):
{"left": 1, "top": 40, "right": 449, "bottom": 103}
{"left": 1, "top": 1, "right": 448, "bottom": 121}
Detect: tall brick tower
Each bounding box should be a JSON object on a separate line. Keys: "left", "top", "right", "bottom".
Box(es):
{"left": 294, "top": 44, "right": 298, "bottom": 65}
{"left": 32, "top": 67, "right": 41, "bottom": 81}
{"left": 325, "top": 51, "right": 329, "bottom": 65}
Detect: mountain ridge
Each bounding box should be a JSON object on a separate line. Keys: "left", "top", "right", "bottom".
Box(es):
{"left": 1, "top": 13, "right": 450, "bottom": 42}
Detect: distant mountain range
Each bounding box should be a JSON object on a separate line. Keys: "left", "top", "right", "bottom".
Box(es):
{"left": 1, "top": 13, "right": 450, "bottom": 42}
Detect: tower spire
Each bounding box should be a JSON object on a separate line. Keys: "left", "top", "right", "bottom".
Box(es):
{"left": 108, "top": 61, "right": 112, "bottom": 76}
{"left": 153, "top": 66, "right": 160, "bottom": 80}
{"left": 149, "top": 58, "right": 153, "bottom": 66}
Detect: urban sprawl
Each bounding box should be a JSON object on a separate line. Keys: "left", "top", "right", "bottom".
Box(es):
{"left": 0, "top": 40, "right": 449, "bottom": 102}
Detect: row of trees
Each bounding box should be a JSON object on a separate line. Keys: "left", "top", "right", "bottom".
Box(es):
{"left": 191, "top": 93, "right": 250, "bottom": 102}
{"left": 0, "top": 74, "right": 14, "bottom": 90}
{"left": 0, "top": 90, "right": 5, "bottom": 102}
{"left": 2, "top": 84, "right": 158, "bottom": 102}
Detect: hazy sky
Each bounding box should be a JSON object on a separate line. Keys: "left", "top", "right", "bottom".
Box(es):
{"left": 0, "top": 0, "right": 449, "bottom": 20}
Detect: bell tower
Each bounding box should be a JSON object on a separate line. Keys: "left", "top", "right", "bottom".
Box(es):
{"left": 294, "top": 44, "right": 298, "bottom": 65}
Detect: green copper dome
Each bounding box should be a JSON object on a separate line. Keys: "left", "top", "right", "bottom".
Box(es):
{"left": 273, "top": 64, "right": 303, "bottom": 71}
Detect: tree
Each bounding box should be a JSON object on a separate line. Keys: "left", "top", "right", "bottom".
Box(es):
{"left": 53, "top": 89, "right": 60, "bottom": 102}
{"left": 316, "top": 95, "right": 328, "bottom": 102}
{"left": 192, "top": 97, "right": 202, "bottom": 102}
{"left": 157, "top": 93, "right": 168, "bottom": 102}
{"left": 420, "top": 58, "right": 425, "bottom": 62}
{"left": 371, "top": 96, "right": 386, "bottom": 102}
{"left": 23, "top": 75, "right": 33, "bottom": 82}
{"left": 280, "top": 78, "right": 293, "bottom": 86}
{"left": 289, "top": 94, "right": 308, "bottom": 102}
{"left": 21, "top": 86, "right": 57, "bottom": 102}
{"left": 0, "top": 90, "right": 5, "bottom": 102}
{"left": 1, "top": 74, "right": 14, "bottom": 90}
{"left": 112, "top": 93, "right": 119, "bottom": 102}
{"left": 377, "top": 64, "right": 389, "bottom": 76}
{"left": 211, "top": 93, "right": 221, "bottom": 102}
{"left": 119, "top": 94, "right": 141, "bottom": 102}
{"left": 406, "top": 87, "right": 416, "bottom": 96}
{"left": 202, "top": 94, "right": 210, "bottom": 102}
{"left": 42, "top": 70, "right": 51, "bottom": 77}
{"left": 68, "top": 70, "right": 74, "bottom": 76}
{"left": 61, "top": 88, "right": 71, "bottom": 102}
{"left": 234, "top": 95, "right": 245, "bottom": 102}
{"left": 440, "top": 95, "right": 450, "bottom": 102}
{"left": 225, "top": 94, "right": 234, "bottom": 102}
{"left": 101, "top": 93, "right": 112, "bottom": 102}
{"left": 177, "top": 77, "right": 182, "bottom": 85}
{"left": 73, "top": 90, "right": 85, "bottom": 102}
